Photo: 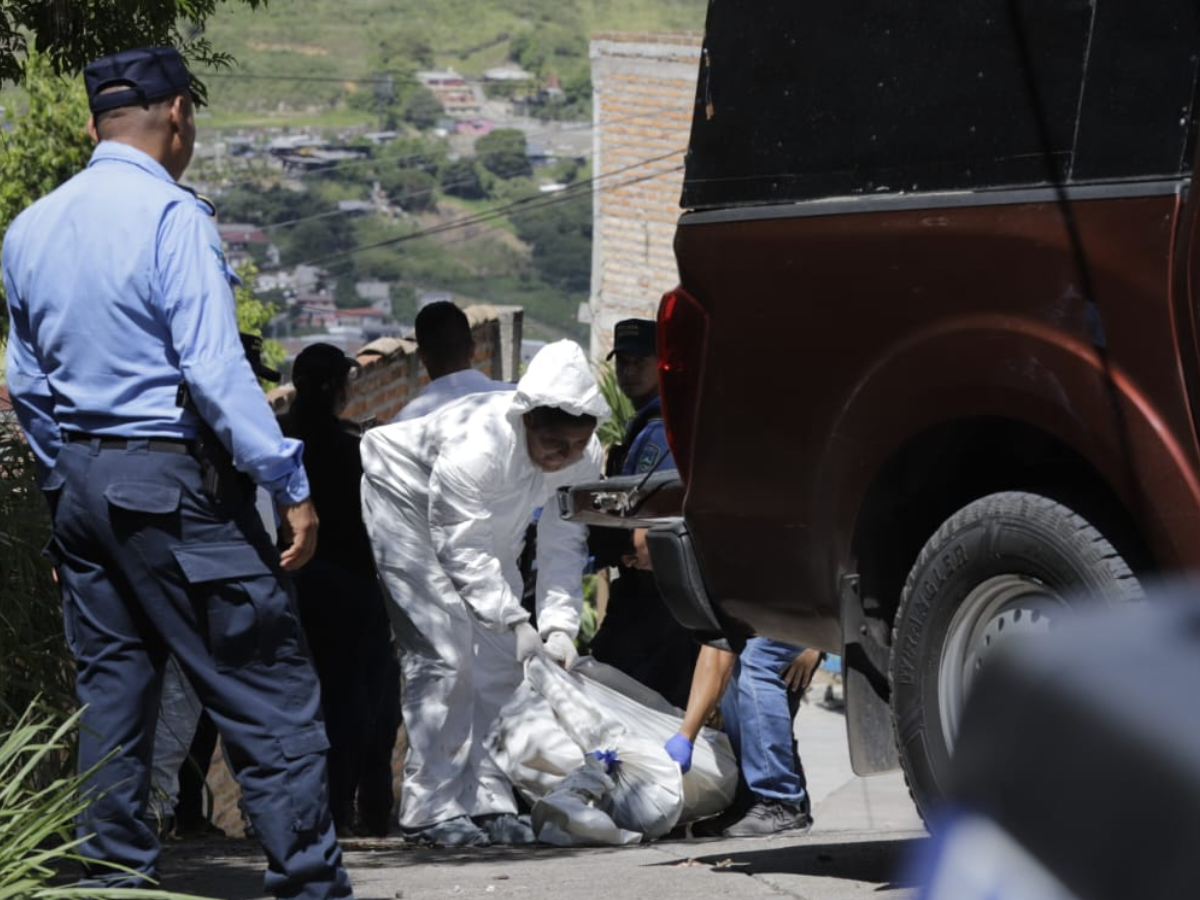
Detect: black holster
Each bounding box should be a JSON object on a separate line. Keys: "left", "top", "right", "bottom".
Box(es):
{"left": 175, "top": 332, "right": 280, "bottom": 514}
{"left": 176, "top": 382, "right": 254, "bottom": 515}
{"left": 193, "top": 424, "right": 253, "bottom": 514}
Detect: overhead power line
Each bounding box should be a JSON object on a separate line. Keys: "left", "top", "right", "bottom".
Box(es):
{"left": 202, "top": 70, "right": 522, "bottom": 88}
{"left": 233, "top": 144, "right": 680, "bottom": 237}
{"left": 206, "top": 104, "right": 675, "bottom": 194}
{"left": 306, "top": 151, "right": 685, "bottom": 266}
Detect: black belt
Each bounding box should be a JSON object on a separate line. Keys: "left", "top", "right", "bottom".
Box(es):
{"left": 61, "top": 432, "right": 195, "bottom": 455}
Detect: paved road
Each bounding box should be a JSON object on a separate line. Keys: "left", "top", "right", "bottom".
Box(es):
{"left": 160, "top": 678, "right": 930, "bottom": 900}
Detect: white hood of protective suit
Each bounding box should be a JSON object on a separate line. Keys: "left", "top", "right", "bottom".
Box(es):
{"left": 508, "top": 340, "right": 612, "bottom": 426}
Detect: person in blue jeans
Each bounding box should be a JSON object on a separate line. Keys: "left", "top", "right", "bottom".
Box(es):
{"left": 666, "top": 640, "right": 823, "bottom": 837}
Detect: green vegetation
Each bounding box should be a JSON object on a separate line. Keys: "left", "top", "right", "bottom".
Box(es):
{"left": 595, "top": 361, "right": 635, "bottom": 449}
{"left": 0, "top": 54, "right": 92, "bottom": 342}
{"left": 208, "top": 135, "right": 595, "bottom": 338}
{"left": 198, "top": 0, "right": 706, "bottom": 115}
{"left": 0, "top": 0, "right": 266, "bottom": 88}
{"left": 476, "top": 128, "right": 533, "bottom": 180}
{"left": 0, "top": 703, "right": 216, "bottom": 899}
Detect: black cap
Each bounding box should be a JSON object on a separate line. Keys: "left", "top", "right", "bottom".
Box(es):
{"left": 84, "top": 46, "right": 199, "bottom": 115}
{"left": 292, "top": 343, "right": 360, "bottom": 386}
{"left": 606, "top": 318, "right": 657, "bottom": 360}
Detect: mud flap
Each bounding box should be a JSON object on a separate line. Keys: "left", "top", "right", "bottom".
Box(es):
{"left": 840, "top": 573, "right": 900, "bottom": 775}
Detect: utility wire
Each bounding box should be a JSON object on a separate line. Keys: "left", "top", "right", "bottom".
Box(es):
{"left": 203, "top": 70, "right": 514, "bottom": 87}
{"left": 306, "top": 154, "right": 684, "bottom": 266}
{"left": 203, "top": 104, "right": 678, "bottom": 192}
{"left": 229, "top": 146, "right": 680, "bottom": 236}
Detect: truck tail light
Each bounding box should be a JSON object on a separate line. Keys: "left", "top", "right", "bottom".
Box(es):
{"left": 657, "top": 285, "right": 708, "bottom": 484}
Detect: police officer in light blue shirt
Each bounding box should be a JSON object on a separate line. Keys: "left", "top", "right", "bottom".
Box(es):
{"left": 2, "top": 47, "right": 353, "bottom": 899}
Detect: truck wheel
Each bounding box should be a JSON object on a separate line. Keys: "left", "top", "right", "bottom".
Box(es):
{"left": 889, "top": 491, "right": 1141, "bottom": 821}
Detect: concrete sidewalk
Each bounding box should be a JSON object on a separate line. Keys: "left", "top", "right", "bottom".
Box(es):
{"left": 159, "top": 677, "right": 929, "bottom": 900}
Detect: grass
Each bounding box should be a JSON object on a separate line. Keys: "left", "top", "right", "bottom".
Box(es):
{"left": 0, "top": 703, "right": 217, "bottom": 900}
{"left": 198, "top": 0, "right": 707, "bottom": 112}
{"left": 197, "top": 106, "right": 376, "bottom": 132}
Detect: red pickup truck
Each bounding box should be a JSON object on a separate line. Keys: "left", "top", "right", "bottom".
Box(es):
{"left": 563, "top": 0, "right": 1200, "bottom": 820}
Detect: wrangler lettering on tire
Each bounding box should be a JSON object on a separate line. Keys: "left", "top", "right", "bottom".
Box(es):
{"left": 889, "top": 491, "right": 1142, "bottom": 821}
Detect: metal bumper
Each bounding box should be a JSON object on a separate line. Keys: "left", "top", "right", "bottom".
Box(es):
{"left": 557, "top": 474, "right": 733, "bottom": 644}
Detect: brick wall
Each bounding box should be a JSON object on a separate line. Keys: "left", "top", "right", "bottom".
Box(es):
{"left": 588, "top": 33, "right": 702, "bottom": 361}
{"left": 267, "top": 304, "right": 522, "bottom": 424}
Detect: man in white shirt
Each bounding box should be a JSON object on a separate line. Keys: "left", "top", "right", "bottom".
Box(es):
{"left": 393, "top": 302, "right": 510, "bottom": 422}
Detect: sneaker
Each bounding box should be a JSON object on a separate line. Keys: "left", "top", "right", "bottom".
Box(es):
{"left": 474, "top": 813, "right": 536, "bottom": 845}
{"left": 720, "top": 799, "right": 813, "bottom": 837}
{"left": 402, "top": 816, "right": 491, "bottom": 848}
{"left": 690, "top": 804, "right": 749, "bottom": 838}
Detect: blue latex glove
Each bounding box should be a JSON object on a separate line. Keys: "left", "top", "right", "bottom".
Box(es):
{"left": 664, "top": 733, "right": 693, "bottom": 774}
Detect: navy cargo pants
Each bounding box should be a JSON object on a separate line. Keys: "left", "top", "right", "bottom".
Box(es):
{"left": 45, "top": 439, "right": 353, "bottom": 900}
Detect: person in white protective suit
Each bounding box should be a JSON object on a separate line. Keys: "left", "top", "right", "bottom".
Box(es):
{"left": 359, "top": 339, "right": 610, "bottom": 847}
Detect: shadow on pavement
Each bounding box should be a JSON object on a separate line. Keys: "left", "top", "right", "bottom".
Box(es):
{"left": 158, "top": 840, "right": 263, "bottom": 900}
{"left": 652, "top": 836, "right": 926, "bottom": 888}
{"left": 158, "top": 836, "right": 638, "bottom": 899}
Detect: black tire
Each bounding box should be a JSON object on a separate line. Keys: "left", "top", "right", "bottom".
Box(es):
{"left": 889, "top": 490, "right": 1141, "bottom": 822}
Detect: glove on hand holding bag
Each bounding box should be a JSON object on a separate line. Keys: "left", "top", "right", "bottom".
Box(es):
{"left": 664, "top": 733, "right": 694, "bottom": 774}
{"left": 514, "top": 621, "right": 544, "bottom": 663}
{"left": 543, "top": 631, "right": 579, "bottom": 669}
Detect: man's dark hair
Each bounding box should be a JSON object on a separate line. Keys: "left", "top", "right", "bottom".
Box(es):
{"left": 415, "top": 301, "right": 473, "bottom": 365}
{"left": 526, "top": 406, "right": 598, "bottom": 431}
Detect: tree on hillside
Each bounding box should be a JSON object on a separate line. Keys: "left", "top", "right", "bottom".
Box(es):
{"left": 374, "top": 29, "right": 435, "bottom": 73}
{"left": 0, "top": 0, "right": 266, "bottom": 88}
{"left": 512, "top": 192, "right": 592, "bottom": 294}
{"left": 381, "top": 168, "right": 437, "bottom": 213}
{"left": 440, "top": 158, "right": 485, "bottom": 200}
{"left": 0, "top": 53, "right": 92, "bottom": 342}
{"left": 476, "top": 129, "right": 533, "bottom": 180}
{"left": 402, "top": 86, "right": 444, "bottom": 130}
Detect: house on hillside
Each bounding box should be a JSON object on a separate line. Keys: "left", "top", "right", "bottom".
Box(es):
{"left": 337, "top": 200, "right": 375, "bottom": 217}
{"left": 455, "top": 119, "right": 494, "bottom": 137}
{"left": 218, "top": 223, "right": 280, "bottom": 269}
{"left": 356, "top": 281, "right": 392, "bottom": 314}
{"left": 417, "top": 68, "right": 481, "bottom": 117}
{"left": 483, "top": 65, "right": 534, "bottom": 83}
{"left": 295, "top": 294, "right": 338, "bottom": 329}
{"left": 332, "top": 307, "right": 402, "bottom": 341}
{"left": 256, "top": 264, "right": 330, "bottom": 298}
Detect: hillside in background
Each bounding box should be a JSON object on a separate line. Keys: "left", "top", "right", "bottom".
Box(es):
{"left": 199, "top": 0, "right": 705, "bottom": 117}
{"left": 0, "top": 3, "right": 705, "bottom": 343}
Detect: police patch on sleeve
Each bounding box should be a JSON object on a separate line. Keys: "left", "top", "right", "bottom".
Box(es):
{"left": 636, "top": 444, "right": 662, "bottom": 473}
{"left": 211, "top": 243, "right": 243, "bottom": 287}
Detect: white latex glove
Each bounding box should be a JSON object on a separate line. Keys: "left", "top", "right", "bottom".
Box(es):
{"left": 543, "top": 630, "right": 579, "bottom": 669}
{"left": 513, "top": 621, "right": 543, "bottom": 663}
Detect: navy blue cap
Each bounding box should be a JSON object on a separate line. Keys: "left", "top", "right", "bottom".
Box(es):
{"left": 606, "top": 318, "right": 657, "bottom": 359}
{"left": 292, "top": 343, "right": 360, "bottom": 386}
{"left": 84, "top": 46, "right": 198, "bottom": 114}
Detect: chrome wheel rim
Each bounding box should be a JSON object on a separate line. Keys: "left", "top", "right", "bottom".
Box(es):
{"left": 939, "top": 574, "right": 1064, "bottom": 751}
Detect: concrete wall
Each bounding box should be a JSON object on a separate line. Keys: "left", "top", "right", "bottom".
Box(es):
{"left": 587, "top": 33, "right": 702, "bottom": 361}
